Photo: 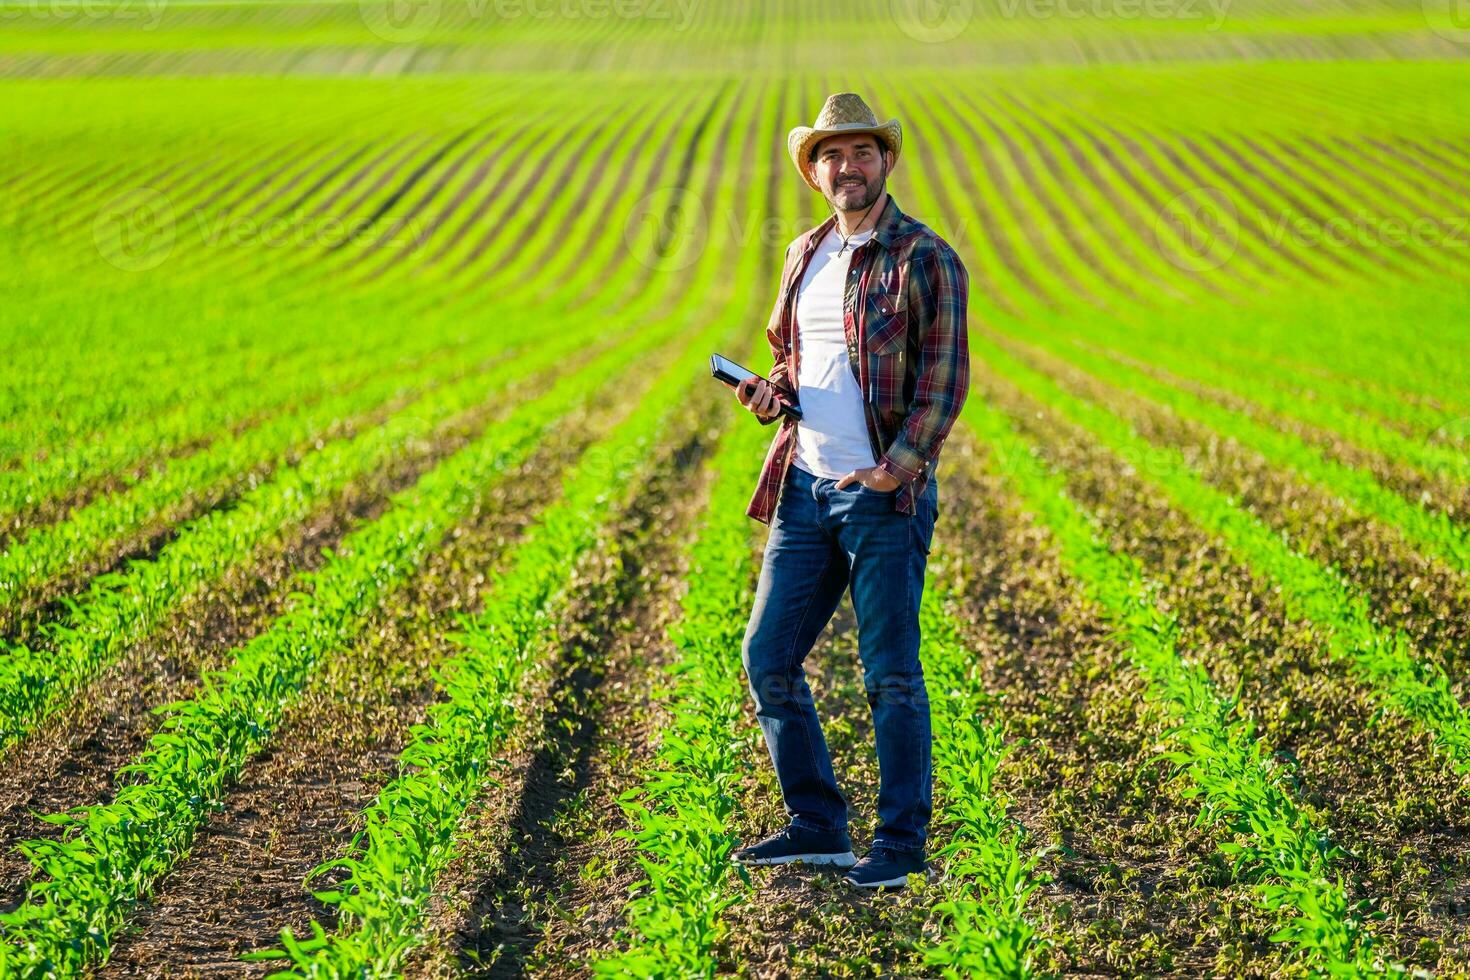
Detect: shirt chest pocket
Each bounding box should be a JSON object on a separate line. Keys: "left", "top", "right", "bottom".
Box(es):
{"left": 864, "top": 288, "right": 910, "bottom": 417}
{"left": 865, "top": 288, "right": 908, "bottom": 355}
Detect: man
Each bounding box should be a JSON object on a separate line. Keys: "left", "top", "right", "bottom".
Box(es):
{"left": 730, "top": 92, "right": 970, "bottom": 889}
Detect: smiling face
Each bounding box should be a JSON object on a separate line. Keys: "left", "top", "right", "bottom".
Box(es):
{"left": 808, "top": 132, "right": 893, "bottom": 213}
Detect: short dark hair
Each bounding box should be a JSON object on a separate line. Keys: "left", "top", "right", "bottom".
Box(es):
{"left": 809, "top": 133, "right": 889, "bottom": 164}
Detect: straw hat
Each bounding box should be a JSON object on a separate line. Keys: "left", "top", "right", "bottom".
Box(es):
{"left": 787, "top": 92, "right": 903, "bottom": 193}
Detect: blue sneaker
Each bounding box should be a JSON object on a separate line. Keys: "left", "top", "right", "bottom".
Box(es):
{"left": 843, "top": 845, "right": 930, "bottom": 889}
{"left": 733, "top": 824, "right": 857, "bottom": 867}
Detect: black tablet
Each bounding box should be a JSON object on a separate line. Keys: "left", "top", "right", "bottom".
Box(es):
{"left": 710, "top": 353, "right": 803, "bottom": 421}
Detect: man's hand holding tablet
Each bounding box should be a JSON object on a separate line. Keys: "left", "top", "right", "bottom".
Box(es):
{"left": 710, "top": 353, "right": 802, "bottom": 421}
{"left": 736, "top": 376, "right": 781, "bottom": 420}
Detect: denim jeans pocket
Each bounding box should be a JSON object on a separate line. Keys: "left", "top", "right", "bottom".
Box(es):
{"left": 854, "top": 481, "right": 897, "bottom": 496}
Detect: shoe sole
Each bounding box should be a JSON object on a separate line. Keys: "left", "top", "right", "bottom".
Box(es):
{"left": 735, "top": 851, "right": 858, "bottom": 868}
{"left": 844, "top": 868, "right": 932, "bottom": 889}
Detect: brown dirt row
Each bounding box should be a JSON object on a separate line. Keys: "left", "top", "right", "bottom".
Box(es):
{"left": 1395, "top": 137, "right": 1470, "bottom": 186}
{"left": 93, "top": 372, "right": 709, "bottom": 977}
{"left": 348, "top": 118, "right": 542, "bottom": 274}
{"left": 408, "top": 392, "right": 726, "bottom": 979}
{"left": 882, "top": 83, "right": 1034, "bottom": 318}
{"left": 994, "top": 330, "right": 1470, "bottom": 688}
{"left": 502, "top": 96, "right": 679, "bottom": 290}
{"left": 934, "top": 430, "right": 1255, "bottom": 978}
{"left": 269, "top": 141, "right": 376, "bottom": 223}
{"left": 1111, "top": 123, "right": 1352, "bottom": 287}
{"left": 560, "top": 78, "right": 738, "bottom": 314}
{"left": 184, "top": 137, "right": 411, "bottom": 286}
{"left": 446, "top": 101, "right": 636, "bottom": 277}
{"left": 1336, "top": 136, "right": 1470, "bottom": 210}
{"left": 300, "top": 135, "right": 424, "bottom": 228}
{"left": 717, "top": 595, "right": 939, "bottom": 979}
{"left": 1169, "top": 132, "right": 1335, "bottom": 283}
{"left": 324, "top": 126, "right": 478, "bottom": 257}
{"left": 229, "top": 138, "right": 361, "bottom": 228}
{"left": 409, "top": 114, "right": 547, "bottom": 268}
{"left": 2, "top": 158, "right": 123, "bottom": 218}
{"left": 1238, "top": 133, "right": 1412, "bottom": 278}
{"left": 177, "top": 136, "right": 337, "bottom": 243}
{"left": 974, "top": 359, "right": 1470, "bottom": 975}
{"left": 0, "top": 340, "right": 620, "bottom": 915}
{"left": 1274, "top": 136, "right": 1467, "bottom": 282}
{"left": 45, "top": 155, "right": 194, "bottom": 241}
{"left": 360, "top": 113, "right": 544, "bottom": 275}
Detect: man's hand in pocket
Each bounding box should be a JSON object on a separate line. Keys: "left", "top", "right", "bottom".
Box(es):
{"left": 835, "top": 467, "right": 901, "bottom": 492}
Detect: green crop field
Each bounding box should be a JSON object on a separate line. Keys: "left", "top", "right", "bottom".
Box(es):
{"left": 2, "top": 0, "right": 1469, "bottom": 976}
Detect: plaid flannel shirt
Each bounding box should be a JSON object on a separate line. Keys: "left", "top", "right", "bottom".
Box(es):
{"left": 746, "top": 194, "right": 970, "bottom": 525}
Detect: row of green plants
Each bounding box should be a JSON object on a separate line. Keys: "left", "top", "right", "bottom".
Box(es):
{"left": 1030, "top": 299, "right": 1470, "bottom": 488}
{"left": 959, "top": 391, "right": 1401, "bottom": 977}
{"left": 253, "top": 317, "right": 731, "bottom": 977}
{"left": 590, "top": 394, "right": 765, "bottom": 979}
{"left": 916, "top": 573, "right": 1047, "bottom": 979}
{"left": 589, "top": 75, "right": 799, "bottom": 976}
{"left": 888, "top": 67, "right": 1470, "bottom": 391}
{"left": 0, "top": 320, "right": 559, "bottom": 622}
{"left": 995, "top": 325, "right": 1470, "bottom": 576}
{"left": 0, "top": 312, "right": 629, "bottom": 751}
{"left": 0, "top": 309, "right": 468, "bottom": 529}
{"left": 0, "top": 302, "right": 350, "bottom": 469}
{"left": 0, "top": 327, "right": 671, "bottom": 977}
{"left": 249, "top": 74, "right": 782, "bottom": 975}
{"left": 1, "top": 281, "right": 458, "bottom": 471}
{"left": 980, "top": 333, "right": 1470, "bottom": 772}
{"left": 2, "top": 76, "right": 667, "bottom": 465}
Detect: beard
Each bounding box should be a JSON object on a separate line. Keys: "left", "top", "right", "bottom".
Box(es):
{"left": 827, "top": 172, "right": 882, "bottom": 212}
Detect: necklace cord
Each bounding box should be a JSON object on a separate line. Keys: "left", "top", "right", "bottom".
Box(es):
{"left": 833, "top": 155, "right": 887, "bottom": 257}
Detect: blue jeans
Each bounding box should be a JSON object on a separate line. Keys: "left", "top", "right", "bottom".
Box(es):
{"left": 741, "top": 463, "right": 939, "bottom": 855}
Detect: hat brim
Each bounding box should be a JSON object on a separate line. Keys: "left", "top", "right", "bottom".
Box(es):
{"left": 788, "top": 119, "right": 902, "bottom": 192}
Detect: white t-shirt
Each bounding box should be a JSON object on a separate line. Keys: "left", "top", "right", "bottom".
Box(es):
{"left": 792, "top": 224, "right": 877, "bottom": 480}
